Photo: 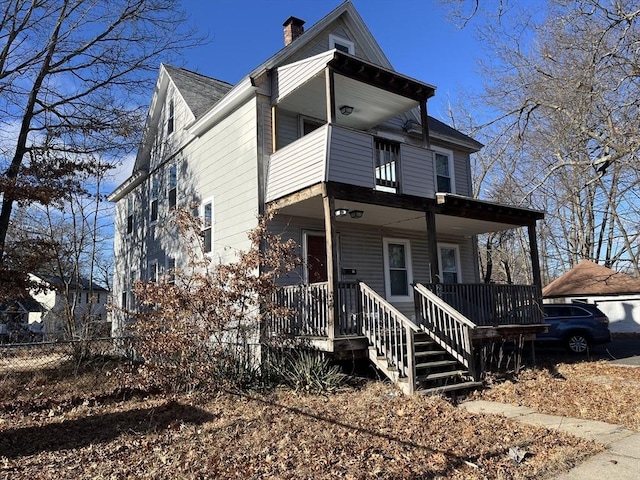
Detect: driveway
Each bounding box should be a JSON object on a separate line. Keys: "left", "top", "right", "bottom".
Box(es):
{"left": 532, "top": 335, "right": 640, "bottom": 366}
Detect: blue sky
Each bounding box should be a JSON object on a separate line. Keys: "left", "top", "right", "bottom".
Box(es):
{"left": 180, "top": 0, "right": 481, "bottom": 120}
{"left": 110, "top": 0, "right": 482, "bottom": 185}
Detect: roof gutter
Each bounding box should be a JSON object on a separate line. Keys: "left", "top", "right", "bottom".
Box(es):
{"left": 107, "top": 169, "right": 148, "bottom": 202}
{"left": 188, "top": 76, "right": 258, "bottom": 137}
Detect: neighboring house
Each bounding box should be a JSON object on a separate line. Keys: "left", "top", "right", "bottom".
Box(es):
{"left": 543, "top": 260, "right": 640, "bottom": 334}
{"left": 0, "top": 296, "right": 43, "bottom": 343}
{"left": 109, "top": 1, "right": 546, "bottom": 394}
{"left": 30, "top": 275, "right": 111, "bottom": 340}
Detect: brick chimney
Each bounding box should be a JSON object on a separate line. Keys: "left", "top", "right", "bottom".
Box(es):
{"left": 283, "top": 16, "right": 305, "bottom": 46}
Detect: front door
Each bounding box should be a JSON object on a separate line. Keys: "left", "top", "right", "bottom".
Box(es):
{"left": 305, "top": 233, "right": 328, "bottom": 284}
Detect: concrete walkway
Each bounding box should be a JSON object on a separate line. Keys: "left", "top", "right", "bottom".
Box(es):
{"left": 462, "top": 400, "right": 640, "bottom": 479}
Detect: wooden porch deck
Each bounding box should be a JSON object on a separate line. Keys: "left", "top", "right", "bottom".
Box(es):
{"left": 268, "top": 281, "right": 546, "bottom": 394}
{"left": 269, "top": 281, "right": 544, "bottom": 340}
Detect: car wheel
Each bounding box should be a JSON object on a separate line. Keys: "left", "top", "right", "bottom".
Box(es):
{"left": 565, "top": 333, "right": 590, "bottom": 354}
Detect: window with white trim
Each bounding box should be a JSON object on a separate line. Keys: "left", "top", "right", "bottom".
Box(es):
{"left": 148, "top": 260, "right": 159, "bottom": 283}
{"left": 126, "top": 196, "right": 134, "bottom": 235}
{"left": 433, "top": 146, "right": 455, "bottom": 193}
{"left": 438, "top": 243, "right": 461, "bottom": 284}
{"left": 383, "top": 238, "right": 413, "bottom": 301}
{"left": 329, "top": 34, "right": 354, "bottom": 54}
{"left": 299, "top": 115, "right": 324, "bottom": 137}
{"left": 167, "top": 257, "right": 176, "bottom": 284}
{"left": 202, "top": 199, "right": 213, "bottom": 254}
{"left": 168, "top": 164, "right": 177, "bottom": 209}
{"left": 167, "top": 98, "right": 174, "bottom": 135}
{"left": 150, "top": 175, "right": 159, "bottom": 223}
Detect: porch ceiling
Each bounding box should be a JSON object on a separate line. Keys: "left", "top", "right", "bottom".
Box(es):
{"left": 276, "top": 72, "right": 419, "bottom": 131}
{"left": 274, "top": 195, "right": 530, "bottom": 236}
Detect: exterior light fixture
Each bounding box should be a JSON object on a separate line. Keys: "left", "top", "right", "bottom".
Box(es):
{"left": 339, "top": 105, "right": 354, "bottom": 116}
{"left": 335, "top": 208, "right": 349, "bottom": 217}
{"left": 349, "top": 210, "right": 364, "bottom": 219}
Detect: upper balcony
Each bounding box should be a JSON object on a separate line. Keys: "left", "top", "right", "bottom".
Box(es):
{"left": 266, "top": 123, "right": 437, "bottom": 202}
{"left": 266, "top": 49, "right": 439, "bottom": 203}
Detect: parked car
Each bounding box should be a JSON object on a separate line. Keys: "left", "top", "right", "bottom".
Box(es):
{"left": 537, "top": 303, "right": 611, "bottom": 354}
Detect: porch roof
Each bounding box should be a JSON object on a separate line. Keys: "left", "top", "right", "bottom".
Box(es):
{"left": 269, "top": 183, "right": 544, "bottom": 236}
{"left": 272, "top": 50, "right": 435, "bottom": 131}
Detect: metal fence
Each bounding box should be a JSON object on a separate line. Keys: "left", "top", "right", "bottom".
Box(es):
{"left": 0, "top": 337, "right": 133, "bottom": 375}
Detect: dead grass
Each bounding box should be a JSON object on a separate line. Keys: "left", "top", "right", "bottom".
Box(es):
{"left": 472, "top": 361, "right": 640, "bottom": 431}
{"left": 0, "top": 364, "right": 603, "bottom": 480}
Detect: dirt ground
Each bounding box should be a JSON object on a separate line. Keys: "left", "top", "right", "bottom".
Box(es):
{"left": 0, "top": 359, "right": 610, "bottom": 480}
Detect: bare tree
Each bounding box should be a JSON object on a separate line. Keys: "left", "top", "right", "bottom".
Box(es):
{"left": 0, "top": 0, "right": 204, "bottom": 293}
{"left": 443, "top": 0, "right": 640, "bottom": 278}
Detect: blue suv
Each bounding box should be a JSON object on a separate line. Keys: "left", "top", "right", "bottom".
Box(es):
{"left": 537, "top": 303, "right": 611, "bottom": 354}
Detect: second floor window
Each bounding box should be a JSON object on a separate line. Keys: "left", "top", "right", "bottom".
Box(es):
{"left": 202, "top": 200, "right": 213, "bottom": 253}
{"left": 435, "top": 151, "right": 454, "bottom": 193}
{"left": 126, "top": 196, "right": 134, "bottom": 234}
{"left": 150, "top": 176, "right": 159, "bottom": 222}
{"left": 168, "top": 165, "right": 177, "bottom": 209}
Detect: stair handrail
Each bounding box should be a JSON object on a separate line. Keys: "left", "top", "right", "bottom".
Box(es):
{"left": 359, "top": 282, "right": 419, "bottom": 393}
{"left": 414, "top": 283, "right": 476, "bottom": 373}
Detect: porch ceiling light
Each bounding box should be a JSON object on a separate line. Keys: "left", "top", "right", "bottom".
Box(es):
{"left": 349, "top": 210, "right": 364, "bottom": 219}
{"left": 339, "top": 105, "right": 354, "bottom": 116}
{"left": 335, "top": 208, "right": 349, "bottom": 217}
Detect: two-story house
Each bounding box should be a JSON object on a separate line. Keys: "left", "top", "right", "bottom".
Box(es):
{"left": 109, "top": 1, "right": 545, "bottom": 394}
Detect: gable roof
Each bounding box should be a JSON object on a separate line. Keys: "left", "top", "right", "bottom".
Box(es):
{"left": 543, "top": 260, "right": 640, "bottom": 297}
{"left": 163, "top": 65, "right": 233, "bottom": 119}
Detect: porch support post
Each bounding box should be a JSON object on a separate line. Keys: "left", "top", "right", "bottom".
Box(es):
{"left": 420, "top": 99, "right": 430, "bottom": 149}
{"left": 325, "top": 67, "right": 336, "bottom": 124}
{"left": 425, "top": 209, "right": 439, "bottom": 283}
{"left": 527, "top": 221, "right": 543, "bottom": 296}
{"left": 322, "top": 185, "right": 339, "bottom": 341}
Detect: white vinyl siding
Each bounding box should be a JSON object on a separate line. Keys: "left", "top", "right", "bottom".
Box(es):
{"left": 326, "top": 127, "right": 375, "bottom": 187}
{"left": 400, "top": 145, "right": 435, "bottom": 197}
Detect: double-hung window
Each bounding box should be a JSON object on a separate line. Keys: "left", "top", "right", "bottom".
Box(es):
{"left": 202, "top": 199, "right": 213, "bottom": 254}
{"left": 167, "top": 98, "right": 174, "bottom": 135}
{"left": 126, "top": 196, "right": 134, "bottom": 235}
{"left": 150, "top": 175, "right": 159, "bottom": 223}
{"left": 168, "top": 165, "right": 177, "bottom": 209}
{"left": 383, "top": 238, "right": 413, "bottom": 301}
{"left": 438, "top": 244, "right": 461, "bottom": 284}
{"left": 433, "top": 147, "right": 455, "bottom": 193}
{"left": 167, "top": 257, "right": 176, "bottom": 284}
{"left": 148, "top": 260, "right": 159, "bottom": 283}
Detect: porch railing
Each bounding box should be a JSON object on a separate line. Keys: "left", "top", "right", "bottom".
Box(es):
{"left": 374, "top": 138, "right": 399, "bottom": 191}
{"left": 269, "top": 281, "right": 361, "bottom": 337}
{"left": 420, "top": 283, "right": 543, "bottom": 327}
{"left": 360, "top": 282, "right": 417, "bottom": 392}
{"left": 414, "top": 283, "right": 475, "bottom": 372}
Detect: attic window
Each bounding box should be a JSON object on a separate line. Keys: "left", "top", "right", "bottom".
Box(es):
{"left": 167, "top": 98, "right": 174, "bottom": 135}
{"left": 329, "top": 34, "right": 354, "bottom": 54}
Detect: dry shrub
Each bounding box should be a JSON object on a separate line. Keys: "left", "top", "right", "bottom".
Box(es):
{"left": 126, "top": 209, "right": 300, "bottom": 393}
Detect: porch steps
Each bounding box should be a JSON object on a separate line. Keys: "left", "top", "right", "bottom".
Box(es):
{"left": 368, "top": 331, "right": 479, "bottom": 395}
{"left": 411, "top": 332, "right": 478, "bottom": 394}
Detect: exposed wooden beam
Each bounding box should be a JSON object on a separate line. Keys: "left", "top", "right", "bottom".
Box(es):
{"left": 267, "top": 184, "right": 324, "bottom": 210}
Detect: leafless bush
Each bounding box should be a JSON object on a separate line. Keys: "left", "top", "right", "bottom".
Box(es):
{"left": 126, "top": 209, "right": 300, "bottom": 393}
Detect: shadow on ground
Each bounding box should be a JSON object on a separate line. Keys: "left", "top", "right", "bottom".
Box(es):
{"left": 0, "top": 401, "right": 215, "bottom": 459}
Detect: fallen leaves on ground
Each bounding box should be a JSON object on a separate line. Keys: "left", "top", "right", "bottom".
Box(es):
{"left": 0, "top": 374, "right": 601, "bottom": 480}
{"left": 472, "top": 361, "right": 640, "bottom": 431}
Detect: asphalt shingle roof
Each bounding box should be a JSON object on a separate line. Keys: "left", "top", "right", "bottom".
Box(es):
{"left": 163, "top": 65, "right": 233, "bottom": 119}
{"left": 543, "top": 260, "right": 640, "bottom": 297}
